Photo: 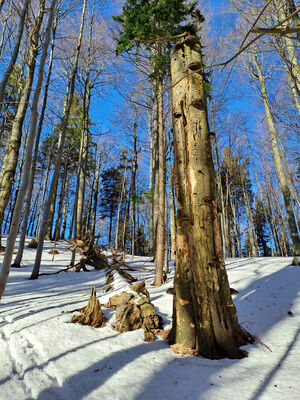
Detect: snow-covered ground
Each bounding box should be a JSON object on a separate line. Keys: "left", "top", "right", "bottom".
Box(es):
{"left": 0, "top": 238, "right": 299, "bottom": 400}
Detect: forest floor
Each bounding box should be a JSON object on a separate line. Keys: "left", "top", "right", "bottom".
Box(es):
{"left": 0, "top": 237, "right": 299, "bottom": 400}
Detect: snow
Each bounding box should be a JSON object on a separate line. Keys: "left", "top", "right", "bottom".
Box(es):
{"left": 0, "top": 238, "right": 300, "bottom": 400}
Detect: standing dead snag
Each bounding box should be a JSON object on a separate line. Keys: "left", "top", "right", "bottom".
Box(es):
{"left": 169, "top": 36, "right": 253, "bottom": 359}
{"left": 71, "top": 287, "right": 105, "bottom": 328}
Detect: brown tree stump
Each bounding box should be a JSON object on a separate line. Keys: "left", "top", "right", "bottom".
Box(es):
{"left": 131, "top": 280, "right": 150, "bottom": 298}
{"left": 27, "top": 239, "right": 38, "bottom": 248}
{"left": 71, "top": 287, "right": 105, "bottom": 328}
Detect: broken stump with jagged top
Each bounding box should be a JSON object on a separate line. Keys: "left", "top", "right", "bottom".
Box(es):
{"left": 49, "top": 248, "right": 59, "bottom": 254}
{"left": 131, "top": 280, "right": 150, "bottom": 298}
{"left": 27, "top": 239, "right": 38, "bottom": 248}
{"left": 71, "top": 287, "right": 105, "bottom": 328}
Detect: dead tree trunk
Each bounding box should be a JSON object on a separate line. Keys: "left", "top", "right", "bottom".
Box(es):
{"left": 169, "top": 36, "right": 252, "bottom": 359}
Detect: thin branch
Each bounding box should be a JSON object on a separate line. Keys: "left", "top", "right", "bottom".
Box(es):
{"left": 251, "top": 27, "right": 300, "bottom": 36}
{"left": 166, "top": 6, "right": 300, "bottom": 93}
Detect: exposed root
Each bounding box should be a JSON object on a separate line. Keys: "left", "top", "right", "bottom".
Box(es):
{"left": 171, "top": 344, "right": 199, "bottom": 356}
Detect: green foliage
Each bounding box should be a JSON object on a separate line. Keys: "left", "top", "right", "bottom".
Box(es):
{"left": 113, "top": 0, "right": 202, "bottom": 74}
{"left": 99, "top": 167, "right": 123, "bottom": 220}
{"left": 252, "top": 200, "right": 270, "bottom": 256}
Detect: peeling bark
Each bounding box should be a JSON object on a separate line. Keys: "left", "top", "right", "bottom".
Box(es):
{"left": 169, "top": 36, "right": 253, "bottom": 359}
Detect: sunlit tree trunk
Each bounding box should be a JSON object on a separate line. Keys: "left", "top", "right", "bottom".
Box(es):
{"left": 130, "top": 113, "right": 138, "bottom": 257}
{"left": 12, "top": 3, "right": 60, "bottom": 267}
{"left": 0, "top": 1, "right": 45, "bottom": 241}
{"left": 30, "top": 0, "right": 87, "bottom": 279}
{"left": 91, "top": 148, "right": 102, "bottom": 244}
{"left": 252, "top": 54, "right": 300, "bottom": 255}
{"left": 153, "top": 68, "right": 165, "bottom": 285}
{"left": 248, "top": 138, "right": 274, "bottom": 256}
{"left": 0, "top": 0, "right": 56, "bottom": 298}
{"left": 0, "top": 0, "right": 30, "bottom": 109}
{"left": 169, "top": 36, "right": 251, "bottom": 359}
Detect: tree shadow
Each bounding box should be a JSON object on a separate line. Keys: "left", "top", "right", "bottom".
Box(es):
{"left": 233, "top": 264, "right": 300, "bottom": 337}
{"left": 0, "top": 333, "right": 118, "bottom": 386}
{"left": 36, "top": 340, "right": 170, "bottom": 400}
{"left": 251, "top": 329, "right": 300, "bottom": 400}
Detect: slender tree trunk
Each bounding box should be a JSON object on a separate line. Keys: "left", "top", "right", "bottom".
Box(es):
{"left": 150, "top": 86, "right": 159, "bottom": 258}
{"left": 148, "top": 92, "right": 155, "bottom": 256}
{"left": 0, "top": 1, "right": 45, "bottom": 234}
{"left": 12, "top": 2, "right": 60, "bottom": 267}
{"left": 61, "top": 175, "right": 70, "bottom": 240}
{"left": 153, "top": 68, "right": 165, "bottom": 286}
{"left": 0, "top": 0, "right": 30, "bottom": 109}
{"left": 274, "top": 0, "right": 300, "bottom": 94}
{"left": 169, "top": 36, "right": 251, "bottom": 359}
{"left": 115, "top": 170, "right": 126, "bottom": 251}
{"left": 36, "top": 148, "right": 53, "bottom": 240}
{"left": 7, "top": 126, "right": 28, "bottom": 230}
{"left": 91, "top": 148, "right": 102, "bottom": 244}
{"left": 169, "top": 147, "right": 176, "bottom": 260}
{"left": 252, "top": 54, "right": 300, "bottom": 255}
{"left": 130, "top": 113, "right": 138, "bottom": 258}
{"left": 53, "top": 154, "right": 69, "bottom": 241}
{"left": 247, "top": 137, "right": 274, "bottom": 256}
{"left": 75, "top": 81, "right": 90, "bottom": 239}
{"left": 44, "top": 178, "right": 59, "bottom": 241}
{"left": 30, "top": 0, "right": 87, "bottom": 279}
{"left": 0, "top": 0, "right": 56, "bottom": 298}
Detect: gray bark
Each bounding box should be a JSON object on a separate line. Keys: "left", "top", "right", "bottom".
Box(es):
{"left": 0, "top": 1, "right": 45, "bottom": 233}
{"left": 0, "top": 0, "right": 30, "bottom": 109}
{"left": 12, "top": 2, "right": 60, "bottom": 267}
{"left": 30, "top": 0, "right": 87, "bottom": 279}
{"left": 252, "top": 54, "right": 300, "bottom": 255}
{"left": 0, "top": 0, "right": 56, "bottom": 299}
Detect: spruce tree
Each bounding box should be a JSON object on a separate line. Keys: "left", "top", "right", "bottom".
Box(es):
{"left": 114, "top": 0, "right": 200, "bottom": 285}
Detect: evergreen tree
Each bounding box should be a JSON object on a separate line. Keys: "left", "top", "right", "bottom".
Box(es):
{"left": 114, "top": 0, "right": 201, "bottom": 285}
{"left": 99, "top": 167, "right": 123, "bottom": 244}
{"left": 252, "top": 200, "right": 270, "bottom": 256}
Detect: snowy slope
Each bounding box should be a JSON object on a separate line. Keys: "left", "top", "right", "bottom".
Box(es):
{"left": 0, "top": 238, "right": 299, "bottom": 400}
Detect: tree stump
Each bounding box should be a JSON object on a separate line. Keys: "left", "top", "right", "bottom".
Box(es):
{"left": 71, "top": 287, "right": 105, "bottom": 328}
{"left": 49, "top": 249, "right": 59, "bottom": 254}
{"left": 131, "top": 280, "right": 150, "bottom": 298}
{"left": 106, "top": 290, "right": 162, "bottom": 342}
{"left": 292, "top": 256, "right": 299, "bottom": 266}
{"left": 27, "top": 239, "right": 38, "bottom": 248}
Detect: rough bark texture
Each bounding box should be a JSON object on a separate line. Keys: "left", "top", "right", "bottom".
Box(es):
{"left": 169, "top": 36, "right": 253, "bottom": 359}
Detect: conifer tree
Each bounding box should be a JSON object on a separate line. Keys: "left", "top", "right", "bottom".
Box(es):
{"left": 114, "top": 0, "right": 200, "bottom": 285}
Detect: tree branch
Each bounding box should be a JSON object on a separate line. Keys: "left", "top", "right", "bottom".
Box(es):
{"left": 250, "top": 27, "right": 300, "bottom": 36}
{"left": 166, "top": 6, "right": 300, "bottom": 93}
